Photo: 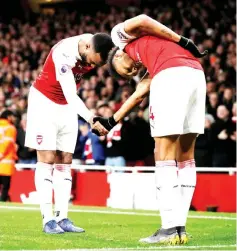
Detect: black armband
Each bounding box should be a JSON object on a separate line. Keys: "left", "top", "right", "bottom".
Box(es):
{"left": 178, "top": 36, "right": 189, "bottom": 48}
{"left": 108, "top": 116, "right": 117, "bottom": 128}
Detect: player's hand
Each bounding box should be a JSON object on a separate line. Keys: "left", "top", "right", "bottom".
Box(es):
{"left": 178, "top": 36, "right": 208, "bottom": 58}
{"left": 89, "top": 117, "right": 109, "bottom": 136}
{"left": 91, "top": 116, "right": 117, "bottom": 136}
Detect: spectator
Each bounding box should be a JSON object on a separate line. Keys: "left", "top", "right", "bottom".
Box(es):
{"left": 206, "top": 92, "right": 219, "bottom": 119}
{"left": 114, "top": 87, "right": 132, "bottom": 111}
{"left": 232, "top": 102, "right": 237, "bottom": 123}
{"left": 221, "top": 87, "right": 235, "bottom": 112}
{"left": 105, "top": 122, "right": 126, "bottom": 167}
{"left": 229, "top": 102, "right": 236, "bottom": 166}
{"left": 16, "top": 113, "right": 37, "bottom": 164}
{"left": 195, "top": 114, "right": 214, "bottom": 167}
{"left": 79, "top": 120, "right": 105, "bottom": 165}
{"left": 210, "top": 105, "right": 234, "bottom": 167}
{"left": 0, "top": 110, "right": 18, "bottom": 201}
{"left": 99, "top": 105, "right": 127, "bottom": 168}
{"left": 123, "top": 113, "right": 154, "bottom": 166}
{"left": 206, "top": 81, "right": 216, "bottom": 95}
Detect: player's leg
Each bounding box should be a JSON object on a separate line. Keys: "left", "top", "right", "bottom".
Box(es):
{"left": 139, "top": 67, "right": 190, "bottom": 244}
{"left": 54, "top": 151, "right": 72, "bottom": 220}
{"left": 35, "top": 150, "right": 60, "bottom": 232}
{"left": 36, "top": 151, "right": 64, "bottom": 234}
{"left": 25, "top": 87, "right": 63, "bottom": 234}
{"left": 176, "top": 133, "right": 197, "bottom": 244}
{"left": 36, "top": 151, "right": 66, "bottom": 234}
{"left": 140, "top": 135, "right": 180, "bottom": 244}
{"left": 53, "top": 151, "right": 73, "bottom": 222}
{"left": 53, "top": 151, "right": 84, "bottom": 233}
{"left": 53, "top": 109, "right": 84, "bottom": 233}
{"left": 54, "top": 151, "right": 72, "bottom": 219}
{"left": 176, "top": 68, "right": 206, "bottom": 243}
{"left": 35, "top": 151, "right": 65, "bottom": 234}
{"left": 156, "top": 135, "right": 181, "bottom": 241}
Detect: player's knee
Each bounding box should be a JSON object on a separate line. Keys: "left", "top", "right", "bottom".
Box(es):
{"left": 61, "top": 153, "right": 72, "bottom": 164}
{"left": 154, "top": 136, "right": 178, "bottom": 161}
{"left": 176, "top": 152, "right": 194, "bottom": 162}
{"left": 155, "top": 151, "right": 175, "bottom": 161}
{"left": 179, "top": 141, "right": 194, "bottom": 154}
{"left": 176, "top": 149, "right": 195, "bottom": 162}
{"left": 177, "top": 133, "right": 197, "bottom": 161}
{"left": 37, "top": 150, "right": 56, "bottom": 164}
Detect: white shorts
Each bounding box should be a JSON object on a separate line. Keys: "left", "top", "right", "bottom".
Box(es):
{"left": 149, "top": 66, "right": 206, "bottom": 137}
{"left": 25, "top": 86, "right": 78, "bottom": 153}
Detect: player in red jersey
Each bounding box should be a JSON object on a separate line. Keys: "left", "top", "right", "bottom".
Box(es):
{"left": 25, "top": 33, "right": 114, "bottom": 234}
{"left": 93, "top": 15, "right": 207, "bottom": 244}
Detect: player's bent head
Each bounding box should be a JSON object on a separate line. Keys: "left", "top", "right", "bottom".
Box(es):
{"left": 107, "top": 46, "right": 140, "bottom": 80}
{"left": 91, "top": 33, "right": 114, "bottom": 65}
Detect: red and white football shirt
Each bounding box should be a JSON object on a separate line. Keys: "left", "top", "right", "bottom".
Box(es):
{"left": 111, "top": 23, "right": 203, "bottom": 78}
{"left": 33, "top": 35, "right": 93, "bottom": 105}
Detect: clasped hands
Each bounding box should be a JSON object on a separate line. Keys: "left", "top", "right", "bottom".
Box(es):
{"left": 89, "top": 116, "right": 117, "bottom": 136}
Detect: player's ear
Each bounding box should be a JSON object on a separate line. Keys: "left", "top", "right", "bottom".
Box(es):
{"left": 128, "top": 66, "right": 138, "bottom": 76}
{"left": 133, "top": 66, "right": 138, "bottom": 71}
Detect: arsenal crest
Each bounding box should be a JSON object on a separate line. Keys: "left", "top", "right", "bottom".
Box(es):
{"left": 36, "top": 135, "right": 43, "bottom": 145}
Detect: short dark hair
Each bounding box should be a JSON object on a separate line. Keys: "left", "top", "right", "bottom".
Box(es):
{"left": 0, "top": 109, "right": 15, "bottom": 119}
{"left": 92, "top": 33, "right": 114, "bottom": 64}
{"left": 107, "top": 46, "right": 125, "bottom": 80}
{"left": 97, "top": 103, "right": 110, "bottom": 110}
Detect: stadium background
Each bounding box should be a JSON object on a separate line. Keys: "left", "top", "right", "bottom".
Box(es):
{"left": 0, "top": 0, "right": 236, "bottom": 167}
{"left": 0, "top": 1, "right": 236, "bottom": 250}
{"left": 0, "top": 0, "right": 236, "bottom": 207}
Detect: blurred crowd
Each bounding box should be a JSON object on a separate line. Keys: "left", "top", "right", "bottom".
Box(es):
{"left": 0, "top": 0, "right": 236, "bottom": 167}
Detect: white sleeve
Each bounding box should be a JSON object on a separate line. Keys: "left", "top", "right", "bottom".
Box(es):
{"left": 53, "top": 47, "right": 93, "bottom": 122}
{"left": 111, "top": 22, "right": 136, "bottom": 50}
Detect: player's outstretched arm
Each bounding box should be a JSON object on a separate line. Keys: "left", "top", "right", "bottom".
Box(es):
{"left": 113, "top": 73, "right": 151, "bottom": 122}
{"left": 53, "top": 45, "right": 109, "bottom": 135}
{"left": 123, "top": 14, "right": 181, "bottom": 42}
{"left": 57, "top": 66, "right": 108, "bottom": 135}
{"left": 123, "top": 14, "right": 208, "bottom": 58}
{"left": 92, "top": 73, "right": 151, "bottom": 136}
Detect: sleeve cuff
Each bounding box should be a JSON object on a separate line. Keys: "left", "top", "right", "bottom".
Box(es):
{"left": 83, "top": 110, "right": 94, "bottom": 123}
